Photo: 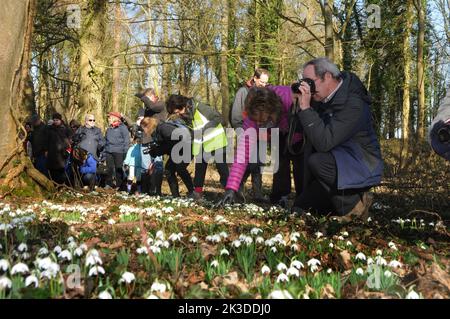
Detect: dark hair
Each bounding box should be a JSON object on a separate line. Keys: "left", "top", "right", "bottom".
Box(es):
{"left": 244, "top": 87, "right": 282, "bottom": 122}
{"left": 142, "top": 88, "right": 156, "bottom": 97}
{"left": 166, "top": 94, "right": 191, "bottom": 114}
{"left": 52, "top": 113, "right": 62, "bottom": 120}
{"left": 69, "top": 119, "right": 81, "bottom": 128}
{"left": 254, "top": 68, "right": 269, "bottom": 79}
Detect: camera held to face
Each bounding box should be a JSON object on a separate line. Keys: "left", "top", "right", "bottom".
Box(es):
{"left": 291, "top": 78, "right": 316, "bottom": 95}
{"left": 438, "top": 125, "right": 450, "bottom": 144}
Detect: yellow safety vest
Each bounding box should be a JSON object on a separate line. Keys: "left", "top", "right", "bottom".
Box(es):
{"left": 192, "top": 107, "right": 228, "bottom": 156}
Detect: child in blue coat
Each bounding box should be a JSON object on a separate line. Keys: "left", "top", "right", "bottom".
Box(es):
{"left": 74, "top": 147, "right": 97, "bottom": 190}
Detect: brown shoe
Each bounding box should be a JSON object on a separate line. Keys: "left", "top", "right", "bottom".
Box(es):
{"left": 331, "top": 192, "right": 373, "bottom": 223}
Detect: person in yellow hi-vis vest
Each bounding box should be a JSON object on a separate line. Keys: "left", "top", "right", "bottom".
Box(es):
{"left": 166, "top": 94, "right": 229, "bottom": 201}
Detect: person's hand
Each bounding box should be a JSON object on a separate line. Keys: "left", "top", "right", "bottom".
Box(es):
{"left": 215, "top": 189, "right": 236, "bottom": 208}
{"left": 147, "top": 162, "right": 155, "bottom": 175}
{"left": 298, "top": 82, "right": 312, "bottom": 110}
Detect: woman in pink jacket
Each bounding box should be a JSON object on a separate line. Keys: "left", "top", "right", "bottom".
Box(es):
{"left": 218, "top": 86, "right": 304, "bottom": 206}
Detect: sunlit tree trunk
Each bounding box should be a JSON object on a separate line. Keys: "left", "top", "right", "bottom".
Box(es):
{"left": 415, "top": 0, "right": 426, "bottom": 141}
{"left": 0, "top": 0, "right": 54, "bottom": 192}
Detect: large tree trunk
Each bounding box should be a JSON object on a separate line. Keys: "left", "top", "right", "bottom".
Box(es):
{"left": 111, "top": 0, "right": 121, "bottom": 112}
{"left": 415, "top": 0, "right": 426, "bottom": 141}
{"left": 323, "top": 0, "right": 335, "bottom": 61}
{"left": 78, "top": 0, "right": 108, "bottom": 130}
{"left": 220, "top": 0, "right": 230, "bottom": 125}
{"left": 0, "top": 0, "right": 54, "bottom": 193}
{"left": 400, "top": 0, "right": 414, "bottom": 168}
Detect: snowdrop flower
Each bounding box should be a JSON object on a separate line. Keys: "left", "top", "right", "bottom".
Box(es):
{"left": 189, "top": 236, "right": 198, "bottom": 243}
{"left": 211, "top": 234, "right": 221, "bottom": 243}
{"left": 40, "top": 263, "right": 60, "bottom": 279}
{"left": 375, "top": 256, "right": 387, "bottom": 266}
{"left": 327, "top": 268, "right": 333, "bottom": 274}
{"left": 232, "top": 240, "right": 241, "bottom": 248}
{"left": 210, "top": 260, "right": 219, "bottom": 268}
{"left": 376, "top": 249, "right": 383, "bottom": 256}
{"left": 256, "top": 236, "right": 264, "bottom": 244}
{"left": 355, "top": 252, "right": 366, "bottom": 261}
{"left": 0, "top": 277, "right": 12, "bottom": 290}
{"left": 150, "top": 246, "right": 161, "bottom": 254}
{"left": 25, "top": 275, "right": 39, "bottom": 288}
{"left": 291, "top": 260, "right": 304, "bottom": 270}
{"left": 0, "top": 259, "right": 9, "bottom": 272}
{"left": 244, "top": 236, "right": 253, "bottom": 246}
{"left": 155, "top": 230, "right": 165, "bottom": 240}
{"left": 58, "top": 250, "right": 72, "bottom": 262}
{"left": 150, "top": 281, "right": 167, "bottom": 293}
{"left": 356, "top": 268, "right": 364, "bottom": 276}
{"left": 119, "top": 272, "right": 135, "bottom": 284}
{"left": 85, "top": 250, "right": 102, "bottom": 267}
{"left": 270, "top": 246, "right": 277, "bottom": 253}
{"left": 341, "top": 231, "right": 349, "bottom": 237}
{"left": 74, "top": 247, "right": 84, "bottom": 257}
{"left": 287, "top": 267, "right": 300, "bottom": 277}
{"left": 346, "top": 241, "right": 353, "bottom": 247}
{"left": 89, "top": 266, "right": 105, "bottom": 277}
{"left": 53, "top": 246, "right": 62, "bottom": 254}
{"left": 261, "top": 265, "right": 271, "bottom": 275}
{"left": 18, "top": 243, "right": 28, "bottom": 252}
{"left": 220, "top": 249, "right": 229, "bottom": 256}
{"left": 338, "top": 236, "right": 344, "bottom": 241}
{"left": 276, "top": 274, "right": 289, "bottom": 283}
{"left": 168, "top": 233, "right": 183, "bottom": 242}
{"left": 67, "top": 236, "right": 75, "bottom": 243}
{"left": 388, "top": 242, "right": 398, "bottom": 251}
{"left": 384, "top": 270, "right": 392, "bottom": 278}
{"left": 406, "top": 290, "right": 421, "bottom": 299}
{"left": 250, "top": 228, "right": 263, "bottom": 236}
{"left": 268, "top": 290, "right": 293, "bottom": 299}
{"left": 290, "top": 232, "right": 300, "bottom": 242}
{"left": 367, "top": 217, "right": 372, "bottom": 222}
{"left": 37, "top": 247, "right": 49, "bottom": 256}
{"left": 307, "top": 258, "right": 321, "bottom": 272}
{"left": 290, "top": 244, "right": 299, "bottom": 252}
{"left": 108, "top": 219, "right": 116, "bottom": 225}
{"left": 329, "top": 243, "right": 334, "bottom": 248}
{"left": 11, "top": 263, "right": 29, "bottom": 275}
{"left": 315, "top": 232, "right": 323, "bottom": 239}
{"left": 219, "top": 232, "right": 228, "bottom": 239}
{"left": 67, "top": 242, "right": 77, "bottom": 250}
{"left": 276, "top": 262, "right": 288, "bottom": 272}
{"left": 79, "top": 244, "right": 88, "bottom": 252}
{"left": 98, "top": 290, "right": 113, "bottom": 299}
{"left": 388, "top": 260, "right": 402, "bottom": 268}
{"left": 136, "top": 247, "right": 148, "bottom": 255}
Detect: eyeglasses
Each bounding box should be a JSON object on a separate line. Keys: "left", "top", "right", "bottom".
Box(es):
{"left": 88, "top": 119, "right": 95, "bottom": 122}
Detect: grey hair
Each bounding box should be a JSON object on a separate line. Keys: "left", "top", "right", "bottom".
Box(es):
{"left": 302, "top": 57, "right": 341, "bottom": 80}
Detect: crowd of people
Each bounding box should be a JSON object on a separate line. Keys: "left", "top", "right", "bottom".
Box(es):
{"left": 23, "top": 57, "right": 450, "bottom": 222}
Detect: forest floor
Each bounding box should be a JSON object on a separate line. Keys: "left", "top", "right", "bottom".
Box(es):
{"left": 0, "top": 141, "right": 449, "bottom": 299}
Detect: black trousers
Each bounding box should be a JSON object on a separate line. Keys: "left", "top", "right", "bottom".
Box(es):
{"left": 194, "top": 148, "right": 229, "bottom": 189}
{"left": 105, "top": 152, "right": 125, "bottom": 188}
{"left": 269, "top": 134, "right": 305, "bottom": 203}
{"left": 294, "top": 152, "right": 367, "bottom": 215}
{"left": 165, "top": 157, "right": 194, "bottom": 196}
{"left": 49, "top": 168, "right": 67, "bottom": 185}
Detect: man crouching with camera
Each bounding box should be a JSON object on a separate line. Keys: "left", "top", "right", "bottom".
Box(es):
{"left": 429, "top": 88, "right": 450, "bottom": 161}
{"left": 292, "top": 57, "right": 383, "bottom": 223}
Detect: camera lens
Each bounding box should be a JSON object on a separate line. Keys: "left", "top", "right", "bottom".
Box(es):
{"left": 438, "top": 126, "right": 450, "bottom": 143}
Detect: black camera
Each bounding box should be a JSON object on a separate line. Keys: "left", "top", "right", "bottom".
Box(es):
{"left": 291, "top": 78, "right": 316, "bottom": 95}
{"left": 438, "top": 125, "right": 450, "bottom": 144}
{"left": 72, "top": 132, "right": 86, "bottom": 146}
{"left": 142, "top": 141, "right": 159, "bottom": 155}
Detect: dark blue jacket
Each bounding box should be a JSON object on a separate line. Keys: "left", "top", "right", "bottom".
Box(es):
{"left": 105, "top": 123, "right": 130, "bottom": 154}
{"left": 74, "top": 126, "right": 105, "bottom": 161}
{"left": 298, "top": 72, "right": 383, "bottom": 190}
{"left": 79, "top": 154, "right": 97, "bottom": 175}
